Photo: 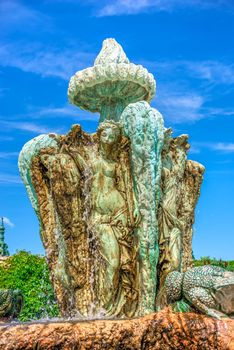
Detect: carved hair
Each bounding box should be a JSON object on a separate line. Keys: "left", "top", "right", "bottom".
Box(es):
{"left": 97, "top": 120, "right": 122, "bottom": 142}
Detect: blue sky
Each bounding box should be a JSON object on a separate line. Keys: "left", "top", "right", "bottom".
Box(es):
{"left": 0, "top": 0, "right": 233, "bottom": 259}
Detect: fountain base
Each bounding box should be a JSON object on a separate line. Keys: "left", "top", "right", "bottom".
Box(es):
{"left": 0, "top": 309, "right": 233, "bottom": 350}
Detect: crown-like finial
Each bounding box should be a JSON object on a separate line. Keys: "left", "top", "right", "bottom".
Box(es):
{"left": 68, "top": 38, "right": 156, "bottom": 123}
{"left": 94, "top": 38, "right": 129, "bottom": 65}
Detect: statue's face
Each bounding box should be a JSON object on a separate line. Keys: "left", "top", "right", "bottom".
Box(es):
{"left": 100, "top": 126, "right": 118, "bottom": 145}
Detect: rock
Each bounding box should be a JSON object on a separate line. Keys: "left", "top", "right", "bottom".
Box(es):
{"left": 0, "top": 309, "right": 233, "bottom": 350}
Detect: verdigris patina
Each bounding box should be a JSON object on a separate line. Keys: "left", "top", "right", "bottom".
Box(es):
{"left": 120, "top": 101, "right": 164, "bottom": 315}
{"left": 18, "top": 38, "right": 210, "bottom": 318}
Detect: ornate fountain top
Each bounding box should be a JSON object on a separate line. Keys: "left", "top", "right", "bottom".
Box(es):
{"left": 68, "top": 38, "right": 156, "bottom": 121}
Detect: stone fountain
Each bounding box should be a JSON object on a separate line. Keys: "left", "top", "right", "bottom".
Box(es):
{"left": 1, "top": 38, "right": 233, "bottom": 349}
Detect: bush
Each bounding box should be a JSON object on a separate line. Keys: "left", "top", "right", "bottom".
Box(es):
{"left": 0, "top": 251, "right": 60, "bottom": 321}
{"left": 194, "top": 256, "right": 234, "bottom": 272}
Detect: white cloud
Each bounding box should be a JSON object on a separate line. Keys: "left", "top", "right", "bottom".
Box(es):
{"left": 29, "top": 105, "right": 99, "bottom": 121}
{"left": 0, "top": 105, "right": 99, "bottom": 139}
{"left": 0, "top": 121, "right": 61, "bottom": 134}
{"left": 188, "top": 145, "right": 201, "bottom": 155}
{"left": 0, "top": 173, "right": 22, "bottom": 184}
{"left": 0, "top": 0, "right": 47, "bottom": 30}
{"left": 211, "top": 143, "right": 234, "bottom": 152}
{"left": 191, "top": 142, "right": 234, "bottom": 153}
{"left": 4, "top": 104, "right": 99, "bottom": 122}
{"left": 154, "top": 87, "right": 233, "bottom": 124}
{"left": 0, "top": 1, "right": 36, "bottom": 21}
{"left": 206, "top": 107, "right": 234, "bottom": 117}
{"left": 35, "top": 106, "right": 78, "bottom": 118}
{"left": 2, "top": 216, "right": 15, "bottom": 228}
{"left": 0, "top": 136, "right": 14, "bottom": 141}
{"left": 96, "top": 0, "right": 229, "bottom": 16}
{"left": 183, "top": 61, "right": 234, "bottom": 85}
{"left": 143, "top": 58, "right": 234, "bottom": 123}
{"left": 0, "top": 42, "right": 94, "bottom": 80}
{"left": 162, "top": 95, "right": 203, "bottom": 110}
{"left": 155, "top": 92, "right": 205, "bottom": 123}
{"left": 0, "top": 152, "right": 18, "bottom": 158}
{"left": 143, "top": 60, "right": 234, "bottom": 86}
{"left": 98, "top": 0, "right": 151, "bottom": 16}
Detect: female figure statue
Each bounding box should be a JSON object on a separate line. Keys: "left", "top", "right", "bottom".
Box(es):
{"left": 24, "top": 121, "right": 139, "bottom": 317}
{"left": 157, "top": 135, "right": 187, "bottom": 291}
{"left": 59, "top": 121, "right": 139, "bottom": 317}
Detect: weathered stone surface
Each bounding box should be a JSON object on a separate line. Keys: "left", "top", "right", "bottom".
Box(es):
{"left": 157, "top": 131, "right": 205, "bottom": 295}
{"left": 158, "top": 132, "right": 190, "bottom": 291}
{"left": 0, "top": 310, "right": 233, "bottom": 350}
{"left": 179, "top": 160, "right": 205, "bottom": 271}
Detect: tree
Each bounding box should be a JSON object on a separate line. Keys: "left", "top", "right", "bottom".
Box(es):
{"left": 0, "top": 251, "right": 60, "bottom": 321}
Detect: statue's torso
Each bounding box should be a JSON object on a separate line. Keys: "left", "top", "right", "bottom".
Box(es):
{"left": 90, "top": 157, "right": 126, "bottom": 216}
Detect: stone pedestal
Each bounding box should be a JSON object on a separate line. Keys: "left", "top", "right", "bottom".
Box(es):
{"left": 0, "top": 310, "right": 233, "bottom": 350}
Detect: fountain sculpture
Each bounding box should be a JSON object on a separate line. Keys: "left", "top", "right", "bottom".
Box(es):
{"left": 1, "top": 38, "right": 233, "bottom": 348}
{"left": 18, "top": 38, "right": 209, "bottom": 318}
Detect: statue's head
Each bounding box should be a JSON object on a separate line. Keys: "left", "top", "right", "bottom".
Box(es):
{"left": 164, "top": 271, "right": 183, "bottom": 303}
{"left": 97, "top": 120, "right": 122, "bottom": 146}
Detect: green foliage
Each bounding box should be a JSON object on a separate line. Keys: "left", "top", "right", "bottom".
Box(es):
{"left": 194, "top": 256, "right": 234, "bottom": 272}
{"left": 0, "top": 251, "right": 60, "bottom": 321}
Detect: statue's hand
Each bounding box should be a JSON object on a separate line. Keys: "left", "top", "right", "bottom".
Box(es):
{"left": 133, "top": 207, "right": 141, "bottom": 226}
